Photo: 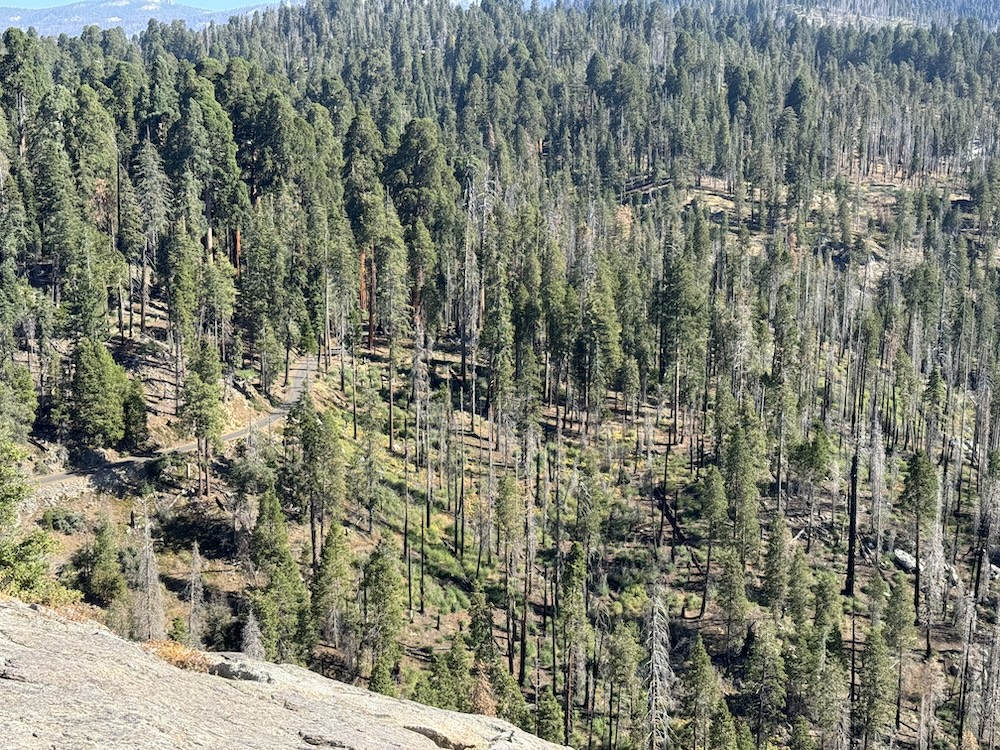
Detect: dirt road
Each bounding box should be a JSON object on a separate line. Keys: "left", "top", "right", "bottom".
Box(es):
{"left": 32, "top": 356, "right": 313, "bottom": 489}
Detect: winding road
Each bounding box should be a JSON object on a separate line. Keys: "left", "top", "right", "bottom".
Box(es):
{"left": 32, "top": 355, "right": 313, "bottom": 489}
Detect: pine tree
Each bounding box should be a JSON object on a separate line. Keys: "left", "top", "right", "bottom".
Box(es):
{"left": 789, "top": 717, "right": 816, "bottom": 750}
{"left": 480, "top": 220, "right": 516, "bottom": 422}
{"left": 812, "top": 572, "right": 844, "bottom": 659}
{"left": 725, "top": 417, "right": 763, "bottom": 565}
{"left": 445, "top": 636, "right": 475, "bottom": 710}
{"left": 559, "top": 541, "right": 588, "bottom": 743}
{"left": 87, "top": 517, "right": 127, "bottom": 607}
{"left": 363, "top": 538, "right": 403, "bottom": 695}
{"left": 745, "top": 621, "right": 786, "bottom": 749}
{"left": 700, "top": 466, "right": 728, "bottom": 618}
{"left": 134, "top": 138, "right": 171, "bottom": 334}
{"left": 249, "top": 490, "right": 311, "bottom": 664}
{"left": 606, "top": 621, "right": 643, "bottom": 745}
{"left": 180, "top": 341, "right": 225, "bottom": 496}
{"left": 710, "top": 700, "right": 738, "bottom": 750}
{"left": 490, "top": 659, "right": 531, "bottom": 728}
{"left": 71, "top": 337, "right": 127, "bottom": 447}
{"left": 120, "top": 377, "right": 148, "bottom": 451}
{"left": 790, "top": 427, "right": 832, "bottom": 554}
{"left": 0, "top": 361, "right": 37, "bottom": 441}
{"left": 134, "top": 514, "right": 165, "bottom": 641}
{"left": 884, "top": 573, "right": 915, "bottom": 729}
{"left": 787, "top": 545, "right": 812, "bottom": 631}
{"left": 378, "top": 200, "right": 411, "bottom": 453}
{"left": 241, "top": 608, "right": 266, "bottom": 660}
{"left": 647, "top": 587, "right": 677, "bottom": 750}
{"left": 901, "top": 452, "right": 937, "bottom": 615}
{"left": 343, "top": 109, "right": 387, "bottom": 351}
{"left": 468, "top": 586, "right": 496, "bottom": 665}
{"left": 471, "top": 664, "right": 498, "bottom": 717}
{"left": 283, "top": 395, "right": 343, "bottom": 573}
{"left": 536, "top": 686, "right": 565, "bottom": 743}
{"left": 735, "top": 720, "right": 755, "bottom": 750}
{"left": 717, "top": 549, "right": 748, "bottom": 660}
{"left": 311, "top": 523, "right": 353, "bottom": 647}
{"left": 857, "top": 627, "right": 892, "bottom": 750}
{"left": 685, "top": 634, "right": 720, "bottom": 750}
{"left": 762, "top": 511, "right": 789, "bottom": 617}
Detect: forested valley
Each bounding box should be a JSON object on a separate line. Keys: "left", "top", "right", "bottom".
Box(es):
{"left": 4, "top": 0, "right": 1000, "bottom": 747}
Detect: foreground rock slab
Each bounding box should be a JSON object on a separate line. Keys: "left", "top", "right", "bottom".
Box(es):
{"left": 0, "top": 600, "right": 565, "bottom": 750}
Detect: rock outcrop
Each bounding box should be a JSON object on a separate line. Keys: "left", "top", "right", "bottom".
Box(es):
{"left": 0, "top": 600, "right": 565, "bottom": 750}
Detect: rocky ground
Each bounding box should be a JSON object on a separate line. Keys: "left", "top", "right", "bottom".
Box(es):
{"left": 0, "top": 599, "right": 565, "bottom": 750}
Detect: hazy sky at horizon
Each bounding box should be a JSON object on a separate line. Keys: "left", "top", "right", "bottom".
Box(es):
{"left": 5, "top": 0, "right": 247, "bottom": 10}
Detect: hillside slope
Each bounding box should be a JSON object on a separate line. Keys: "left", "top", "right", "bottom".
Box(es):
{"left": 0, "top": 599, "right": 564, "bottom": 750}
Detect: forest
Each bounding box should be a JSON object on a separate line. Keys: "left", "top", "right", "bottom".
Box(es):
{"left": 3, "top": 0, "right": 1000, "bottom": 748}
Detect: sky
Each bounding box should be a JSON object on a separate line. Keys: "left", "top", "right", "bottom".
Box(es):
{"left": 7, "top": 0, "right": 244, "bottom": 9}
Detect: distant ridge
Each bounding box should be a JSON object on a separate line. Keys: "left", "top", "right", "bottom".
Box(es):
{"left": 0, "top": 0, "right": 297, "bottom": 37}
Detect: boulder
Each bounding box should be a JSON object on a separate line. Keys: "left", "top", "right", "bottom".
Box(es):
{"left": 0, "top": 599, "right": 565, "bottom": 750}
{"left": 893, "top": 549, "right": 917, "bottom": 573}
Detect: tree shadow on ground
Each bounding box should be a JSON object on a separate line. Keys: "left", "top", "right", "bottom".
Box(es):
{"left": 158, "top": 500, "right": 235, "bottom": 560}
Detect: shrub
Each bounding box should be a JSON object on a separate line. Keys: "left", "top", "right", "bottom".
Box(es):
{"left": 40, "top": 507, "right": 86, "bottom": 534}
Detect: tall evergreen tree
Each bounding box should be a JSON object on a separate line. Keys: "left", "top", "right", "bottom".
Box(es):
{"left": 250, "top": 489, "right": 311, "bottom": 664}
{"left": 363, "top": 538, "right": 403, "bottom": 695}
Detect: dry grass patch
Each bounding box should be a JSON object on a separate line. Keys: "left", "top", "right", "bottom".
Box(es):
{"left": 145, "top": 639, "right": 211, "bottom": 672}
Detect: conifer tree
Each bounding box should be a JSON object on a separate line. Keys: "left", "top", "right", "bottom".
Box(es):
{"left": 901, "top": 452, "right": 937, "bottom": 615}
{"left": 725, "top": 418, "right": 762, "bottom": 565}
{"left": 489, "top": 660, "right": 531, "bottom": 728}
{"left": 134, "top": 515, "right": 165, "bottom": 642}
{"left": 735, "top": 720, "right": 755, "bottom": 750}
{"left": 685, "top": 634, "right": 720, "bottom": 750}
{"left": 87, "top": 517, "right": 127, "bottom": 607}
{"left": 710, "top": 700, "right": 738, "bottom": 750}
{"left": 241, "top": 608, "right": 265, "bottom": 660}
{"left": 134, "top": 138, "right": 171, "bottom": 334}
{"left": 0, "top": 362, "right": 36, "bottom": 442}
{"left": 470, "top": 664, "right": 497, "bottom": 717}
{"left": 700, "top": 466, "right": 728, "bottom": 618}
{"left": 885, "top": 573, "right": 915, "bottom": 729}
{"left": 0, "top": 438, "right": 67, "bottom": 602}
{"left": 536, "top": 686, "right": 564, "bottom": 743}
{"left": 790, "top": 427, "right": 832, "bottom": 554}
{"left": 180, "top": 341, "right": 225, "bottom": 495}
{"left": 745, "top": 621, "right": 786, "bottom": 749}
{"left": 0, "top": 436, "right": 27, "bottom": 532}
{"left": 468, "top": 587, "right": 496, "bottom": 665}
{"left": 559, "top": 541, "right": 588, "bottom": 742}
{"left": 377, "top": 201, "right": 410, "bottom": 453}
{"left": 762, "top": 511, "right": 789, "bottom": 617}
{"left": 71, "top": 337, "right": 127, "bottom": 447}
{"left": 363, "top": 538, "right": 403, "bottom": 695}
{"left": 606, "top": 621, "right": 643, "bottom": 746}
{"left": 311, "top": 523, "right": 353, "bottom": 647}
{"left": 789, "top": 717, "right": 816, "bottom": 750}
{"left": 647, "top": 587, "right": 677, "bottom": 750}
{"left": 250, "top": 489, "right": 311, "bottom": 664}
{"left": 787, "top": 545, "right": 812, "bottom": 631}
{"left": 857, "top": 627, "right": 892, "bottom": 750}
{"left": 121, "top": 377, "right": 148, "bottom": 451}
{"left": 343, "top": 109, "right": 386, "bottom": 351}
{"left": 717, "top": 549, "right": 748, "bottom": 660}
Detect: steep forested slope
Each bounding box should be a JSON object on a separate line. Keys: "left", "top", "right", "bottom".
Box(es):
{"left": 2, "top": 1, "right": 1000, "bottom": 749}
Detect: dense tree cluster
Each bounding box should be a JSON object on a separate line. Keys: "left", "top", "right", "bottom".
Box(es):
{"left": 5, "top": 0, "right": 1000, "bottom": 748}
